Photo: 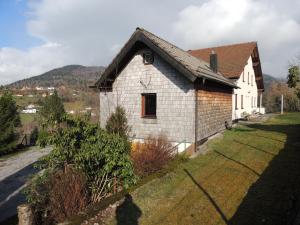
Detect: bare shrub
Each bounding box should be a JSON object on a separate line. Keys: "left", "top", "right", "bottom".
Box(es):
{"left": 91, "top": 173, "right": 113, "bottom": 203}
{"left": 131, "top": 135, "right": 175, "bottom": 177}
{"left": 48, "top": 165, "right": 89, "bottom": 223}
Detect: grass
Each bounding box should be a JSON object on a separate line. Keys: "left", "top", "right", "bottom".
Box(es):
{"left": 20, "top": 113, "right": 36, "bottom": 125}
{"left": 14, "top": 95, "right": 41, "bottom": 108}
{"left": 64, "top": 101, "right": 85, "bottom": 111}
{"left": 102, "top": 113, "right": 300, "bottom": 225}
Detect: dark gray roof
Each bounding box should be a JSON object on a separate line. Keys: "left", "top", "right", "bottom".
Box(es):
{"left": 95, "top": 27, "right": 236, "bottom": 88}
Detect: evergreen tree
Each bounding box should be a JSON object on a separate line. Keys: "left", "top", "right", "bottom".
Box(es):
{"left": 39, "top": 90, "right": 66, "bottom": 125}
{"left": 287, "top": 65, "right": 300, "bottom": 100}
{"left": 106, "top": 106, "right": 131, "bottom": 138}
{"left": 0, "top": 92, "right": 21, "bottom": 154}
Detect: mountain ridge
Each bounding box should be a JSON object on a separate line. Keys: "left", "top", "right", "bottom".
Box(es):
{"left": 6, "top": 65, "right": 279, "bottom": 91}
{"left": 7, "top": 65, "right": 105, "bottom": 90}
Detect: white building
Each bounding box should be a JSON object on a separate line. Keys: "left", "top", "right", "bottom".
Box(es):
{"left": 189, "top": 42, "right": 265, "bottom": 120}
{"left": 22, "top": 109, "right": 37, "bottom": 114}
{"left": 22, "top": 104, "right": 38, "bottom": 114}
{"left": 35, "top": 86, "right": 45, "bottom": 91}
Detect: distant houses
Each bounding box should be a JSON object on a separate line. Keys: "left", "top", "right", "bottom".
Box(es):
{"left": 22, "top": 104, "right": 38, "bottom": 114}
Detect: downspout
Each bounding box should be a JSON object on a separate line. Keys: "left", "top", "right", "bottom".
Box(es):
{"left": 194, "top": 82, "right": 198, "bottom": 153}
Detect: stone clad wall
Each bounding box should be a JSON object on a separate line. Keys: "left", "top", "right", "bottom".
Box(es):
{"left": 196, "top": 80, "right": 232, "bottom": 142}
{"left": 100, "top": 50, "right": 195, "bottom": 143}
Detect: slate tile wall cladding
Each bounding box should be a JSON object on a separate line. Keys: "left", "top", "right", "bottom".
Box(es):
{"left": 100, "top": 50, "right": 195, "bottom": 143}
{"left": 196, "top": 81, "right": 232, "bottom": 141}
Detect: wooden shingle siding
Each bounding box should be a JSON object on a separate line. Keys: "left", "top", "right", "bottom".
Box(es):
{"left": 196, "top": 80, "right": 232, "bottom": 142}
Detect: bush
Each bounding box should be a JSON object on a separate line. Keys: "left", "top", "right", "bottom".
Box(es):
{"left": 0, "top": 92, "right": 21, "bottom": 155}
{"left": 24, "top": 166, "right": 88, "bottom": 224}
{"left": 25, "top": 116, "right": 136, "bottom": 222}
{"left": 29, "top": 127, "right": 39, "bottom": 146}
{"left": 106, "top": 106, "right": 131, "bottom": 138}
{"left": 41, "top": 117, "right": 135, "bottom": 180}
{"left": 48, "top": 166, "right": 88, "bottom": 223}
{"left": 37, "top": 129, "right": 49, "bottom": 148}
{"left": 23, "top": 170, "right": 51, "bottom": 224}
{"left": 131, "top": 135, "right": 175, "bottom": 177}
{"left": 37, "top": 116, "right": 136, "bottom": 197}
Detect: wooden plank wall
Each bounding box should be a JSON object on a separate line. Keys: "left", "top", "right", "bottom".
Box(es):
{"left": 196, "top": 80, "right": 233, "bottom": 143}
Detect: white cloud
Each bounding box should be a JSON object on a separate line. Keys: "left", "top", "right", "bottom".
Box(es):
{"left": 0, "top": 42, "right": 76, "bottom": 84}
{"left": 0, "top": 0, "right": 299, "bottom": 85}
{"left": 173, "top": 0, "right": 300, "bottom": 78}
{"left": 1, "top": 0, "right": 193, "bottom": 84}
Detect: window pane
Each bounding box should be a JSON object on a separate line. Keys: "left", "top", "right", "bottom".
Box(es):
{"left": 241, "top": 95, "right": 243, "bottom": 109}
{"left": 142, "top": 94, "right": 156, "bottom": 117}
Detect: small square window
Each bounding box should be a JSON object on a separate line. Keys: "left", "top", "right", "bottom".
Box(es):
{"left": 143, "top": 51, "right": 154, "bottom": 65}
{"left": 141, "top": 93, "right": 156, "bottom": 118}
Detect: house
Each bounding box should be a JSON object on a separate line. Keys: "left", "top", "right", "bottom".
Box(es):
{"left": 95, "top": 28, "right": 236, "bottom": 153}
{"left": 188, "top": 42, "right": 265, "bottom": 120}
{"left": 35, "top": 86, "right": 45, "bottom": 91}
{"left": 22, "top": 104, "right": 37, "bottom": 114}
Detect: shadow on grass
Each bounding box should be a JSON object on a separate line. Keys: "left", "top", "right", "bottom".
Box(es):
{"left": 213, "top": 150, "right": 260, "bottom": 176}
{"left": 185, "top": 121, "right": 300, "bottom": 225}
{"left": 116, "top": 194, "right": 142, "bottom": 225}
{"left": 229, "top": 123, "right": 300, "bottom": 225}
{"left": 184, "top": 168, "right": 229, "bottom": 224}
{"left": 233, "top": 139, "right": 276, "bottom": 156}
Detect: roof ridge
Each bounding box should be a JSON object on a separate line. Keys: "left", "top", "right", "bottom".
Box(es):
{"left": 188, "top": 41, "right": 257, "bottom": 52}
{"left": 95, "top": 27, "right": 236, "bottom": 88}
{"left": 136, "top": 27, "right": 235, "bottom": 86}
{"left": 136, "top": 27, "right": 188, "bottom": 53}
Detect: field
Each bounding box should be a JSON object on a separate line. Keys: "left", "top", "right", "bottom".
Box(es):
{"left": 20, "top": 113, "right": 36, "bottom": 125}
{"left": 104, "top": 113, "right": 300, "bottom": 225}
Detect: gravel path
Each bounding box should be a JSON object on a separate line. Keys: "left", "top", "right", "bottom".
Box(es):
{"left": 0, "top": 146, "right": 52, "bottom": 222}
{"left": 0, "top": 146, "right": 52, "bottom": 181}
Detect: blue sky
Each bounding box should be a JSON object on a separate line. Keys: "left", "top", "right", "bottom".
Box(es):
{"left": 0, "top": 0, "right": 300, "bottom": 85}
{"left": 0, "top": 0, "right": 40, "bottom": 49}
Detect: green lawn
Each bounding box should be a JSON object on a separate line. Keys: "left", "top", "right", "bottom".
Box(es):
{"left": 20, "top": 113, "right": 36, "bottom": 125}
{"left": 103, "top": 113, "right": 300, "bottom": 225}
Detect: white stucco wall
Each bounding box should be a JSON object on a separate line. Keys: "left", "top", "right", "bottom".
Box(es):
{"left": 100, "top": 50, "right": 195, "bottom": 147}
{"left": 232, "top": 56, "right": 259, "bottom": 120}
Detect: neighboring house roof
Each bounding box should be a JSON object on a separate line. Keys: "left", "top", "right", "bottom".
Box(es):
{"left": 188, "top": 42, "right": 264, "bottom": 90}
{"left": 95, "top": 28, "right": 236, "bottom": 88}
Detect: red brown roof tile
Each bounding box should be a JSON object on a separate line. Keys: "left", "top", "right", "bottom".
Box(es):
{"left": 188, "top": 42, "right": 258, "bottom": 79}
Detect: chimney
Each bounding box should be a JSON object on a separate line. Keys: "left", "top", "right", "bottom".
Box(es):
{"left": 210, "top": 50, "right": 218, "bottom": 73}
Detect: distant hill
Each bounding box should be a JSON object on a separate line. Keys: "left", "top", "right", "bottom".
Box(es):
{"left": 7, "top": 65, "right": 105, "bottom": 90}
{"left": 7, "top": 67, "right": 281, "bottom": 91}
{"left": 263, "top": 73, "right": 280, "bottom": 90}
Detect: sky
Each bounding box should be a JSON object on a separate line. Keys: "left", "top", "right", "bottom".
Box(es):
{"left": 0, "top": 0, "right": 300, "bottom": 85}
